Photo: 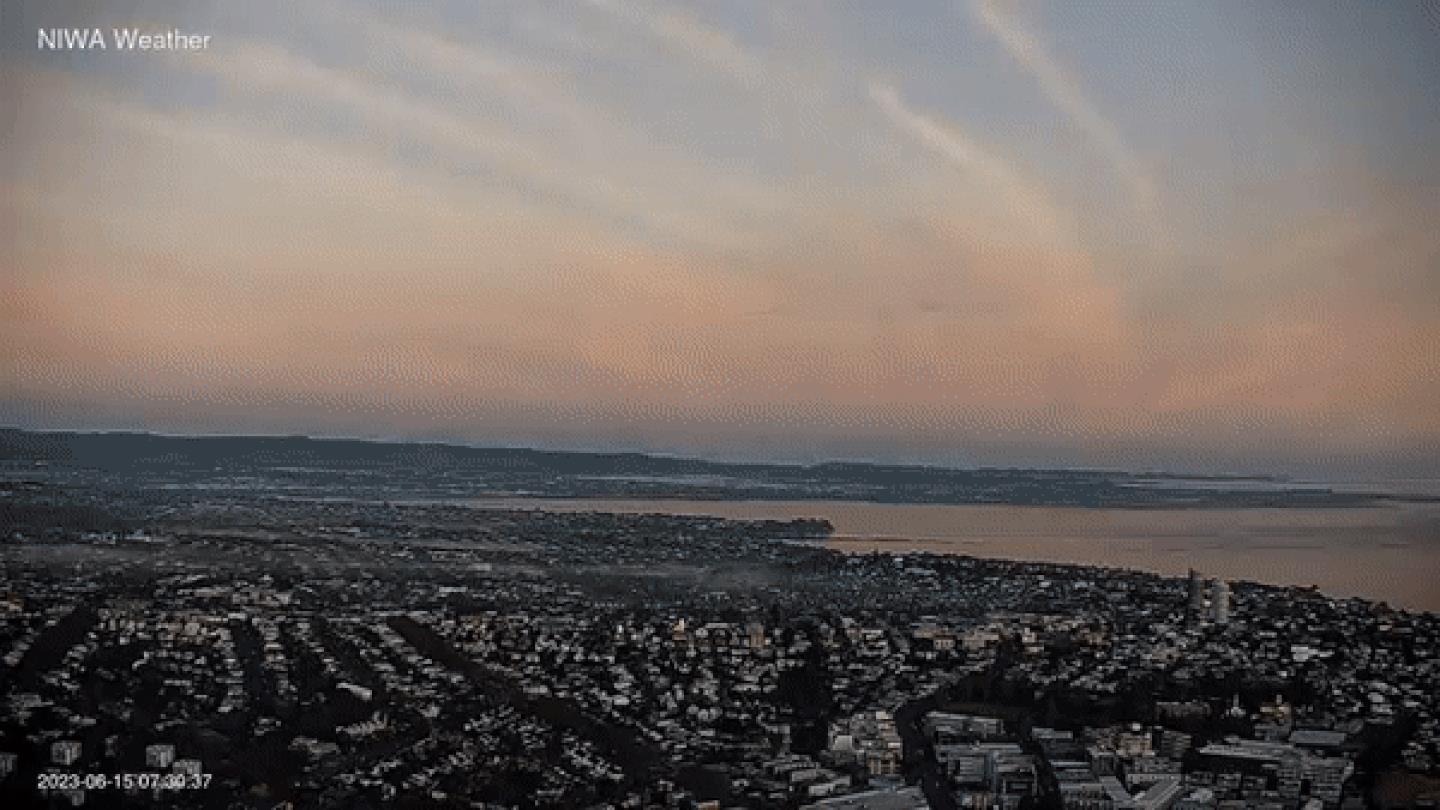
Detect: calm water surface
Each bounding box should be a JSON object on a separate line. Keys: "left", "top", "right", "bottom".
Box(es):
{"left": 465, "top": 496, "right": 1440, "bottom": 613}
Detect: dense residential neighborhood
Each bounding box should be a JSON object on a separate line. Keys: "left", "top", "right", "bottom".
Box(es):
{"left": 2, "top": 464, "right": 1437, "bottom": 808}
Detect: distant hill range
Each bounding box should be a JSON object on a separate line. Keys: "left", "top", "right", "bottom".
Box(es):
{"left": 0, "top": 428, "right": 1403, "bottom": 509}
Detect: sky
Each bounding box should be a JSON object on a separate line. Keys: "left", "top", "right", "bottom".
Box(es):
{"left": 2, "top": 0, "right": 1438, "bottom": 476}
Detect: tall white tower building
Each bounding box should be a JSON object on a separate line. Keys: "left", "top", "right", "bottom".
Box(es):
{"left": 1188, "top": 569, "right": 1207, "bottom": 619}
{"left": 1210, "top": 579, "right": 1231, "bottom": 625}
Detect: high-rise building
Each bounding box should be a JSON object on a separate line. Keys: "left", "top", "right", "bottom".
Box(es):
{"left": 1210, "top": 580, "right": 1231, "bottom": 625}
{"left": 1187, "top": 569, "right": 1207, "bottom": 619}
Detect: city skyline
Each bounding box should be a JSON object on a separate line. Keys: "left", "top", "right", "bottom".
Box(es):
{"left": 4, "top": 0, "right": 1439, "bottom": 477}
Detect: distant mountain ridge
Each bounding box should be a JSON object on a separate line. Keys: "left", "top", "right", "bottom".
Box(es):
{"left": 0, "top": 427, "right": 1269, "bottom": 480}
{"left": 0, "top": 427, "right": 1392, "bottom": 509}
